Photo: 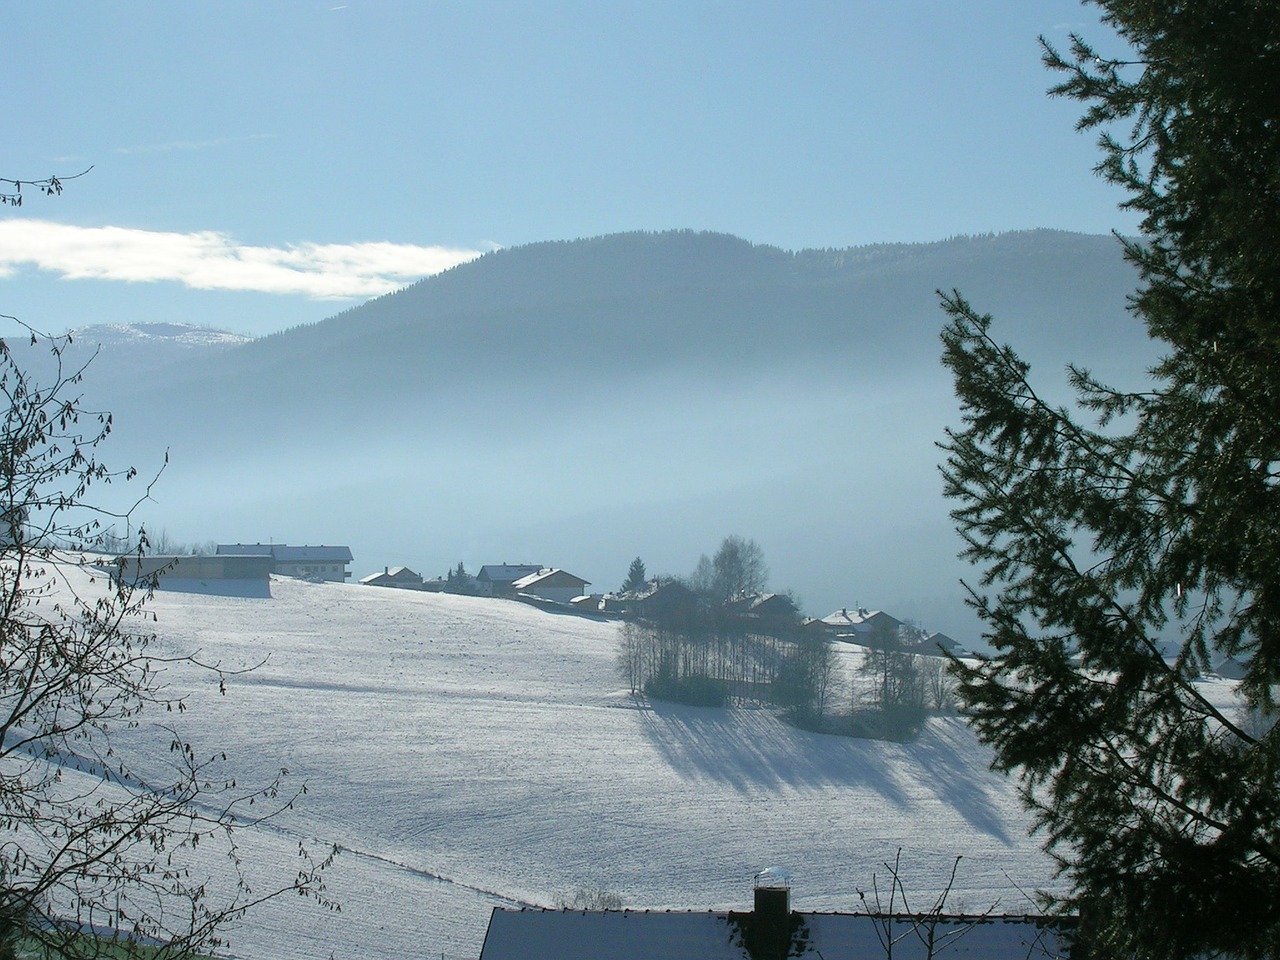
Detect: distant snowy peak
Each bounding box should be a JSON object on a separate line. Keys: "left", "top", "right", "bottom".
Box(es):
{"left": 21, "top": 322, "right": 258, "bottom": 388}
{"left": 69, "top": 322, "right": 253, "bottom": 349}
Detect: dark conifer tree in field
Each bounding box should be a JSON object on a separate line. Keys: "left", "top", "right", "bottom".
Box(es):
{"left": 446, "top": 561, "right": 473, "bottom": 594}
{"left": 621, "top": 556, "right": 647, "bottom": 594}
{"left": 939, "top": 2, "right": 1280, "bottom": 958}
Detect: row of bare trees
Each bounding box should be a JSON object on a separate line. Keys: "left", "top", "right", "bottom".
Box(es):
{"left": 853, "top": 621, "right": 956, "bottom": 739}
{"left": 618, "top": 616, "right": 956, "bottom": 736}
{"left": 617, "top": 622, "right": 837, "bottom": 715}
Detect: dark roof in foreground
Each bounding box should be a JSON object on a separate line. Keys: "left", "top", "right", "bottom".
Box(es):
{"left": 479, "top": 908, "right": 1074, "bottom": 960}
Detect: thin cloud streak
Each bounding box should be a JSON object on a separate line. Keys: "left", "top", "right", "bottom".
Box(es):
{"left": 0, "top": 220, "right": 483, "bottom": 299}
{"left": 115, "top": 133, "right": 278, "bottom": 155}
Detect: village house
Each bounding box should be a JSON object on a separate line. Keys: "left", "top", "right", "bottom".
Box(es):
{"left": 475, "top": 563, "right": 544, "bottom": 597}
{"left": 615, "top": 578, "right": 700, "bottom": 624}
{"left": 923, "top": 631, "right": 964, "bottom": 658}
{"left": 819, "top": 607, "right": 904, "bottom": 641}
{"left": 570, "top": 594, "right": 607, "bottom": 614}
{"left": 745, "top": 593, "right": 801, "bottom": 625}
{"left": 510, "top": 568, "right": 591, "bottom": 604}
{"left": 358, "top": 566, "right": 424, "bottom": 590}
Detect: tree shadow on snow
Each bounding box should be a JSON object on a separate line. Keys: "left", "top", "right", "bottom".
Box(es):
{"left": 635, "top": 700, "right": 912, "bottom": 807}
{"left": 900, "top": 719, "right": 1016, "bottom": 844}
{"left": 635, "top": 703, "right": 1017, "bottom": 844}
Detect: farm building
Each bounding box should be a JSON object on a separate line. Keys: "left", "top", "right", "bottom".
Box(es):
{"left": 216, "top": 543, "right": 353, "bottom": 582}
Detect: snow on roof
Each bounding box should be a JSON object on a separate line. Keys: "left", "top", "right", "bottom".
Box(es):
{"left": 1211, "top": 655, "right": 1249, "bottom": 680}
{"left": 479, "top": 908, "right": 1076, "bottom": 960}
{"left": 217, "top": 543, "right": 275, "bottom": 556}
{"left": 511, "top": 568, "right": 589, "bottom": 589}
{"left": 359, "top": 566, "right": 419, "bottom": 584}
{"left": 755, "top": 866, "right": 792, "bottom": 888}
{"left": 926, "top": 631, "right": 963, "bottom": 652}
{"left": 216, "top": 543, "right": 353, "bottom": 563}
{"left": 477, "top": 564, "right": 543, "bottom": 582}
{"left": 480, "top": 910, "right": 741, "bottom": 960}
{"left": 820, "top": 608, "right": 901, "bottom": 630}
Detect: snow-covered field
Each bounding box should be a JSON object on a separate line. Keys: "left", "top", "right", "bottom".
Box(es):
{"left": 46, "top": 568, "right": 1162, "bottom": 959}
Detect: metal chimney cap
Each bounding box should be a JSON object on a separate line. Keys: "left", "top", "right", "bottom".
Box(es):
{"left": 754, "top": 867, "right": 792, "bottom": 889}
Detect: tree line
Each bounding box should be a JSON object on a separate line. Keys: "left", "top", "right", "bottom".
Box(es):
{"left": 616, "top": 537, "right": 954, "bottom": 738}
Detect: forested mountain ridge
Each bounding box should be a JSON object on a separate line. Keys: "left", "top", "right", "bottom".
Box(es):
{"left": 66, "top": 228, "right": 1141, "bottom": 413}
{"left": 237, "top": 228, "right": 1140, "bottom": 391}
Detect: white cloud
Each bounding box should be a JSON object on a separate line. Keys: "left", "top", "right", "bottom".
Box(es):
{"left": 0, "top": 220, "right": 483, "bottom": 299}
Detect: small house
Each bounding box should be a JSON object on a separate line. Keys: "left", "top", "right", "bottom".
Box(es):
{"left": 570, "top": 594, "right": 605, "bottom": 613}
{"left": 359, "top": 566, "right": 425, "bottom": 590}
{"left": 747, "top": 593, "right": 801, "bottom": 624}
{"left": 510, "top": 568, "right": 591, "bottom": 604}
{"left": 476, "top": 563, "right": 544, "bottom": 597}
{"left": 627, "top": 578, "right": 700, "bottom": 626}
{"left": 924, "top": 631, "right": 965, "bottom": 658}
{"left": 820, "top": 607, "right": 904, "bottom": 642}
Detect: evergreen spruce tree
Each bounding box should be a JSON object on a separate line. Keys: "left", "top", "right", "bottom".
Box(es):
{"left": 621, "top": 556, "right": 648, "bottom": 594}
{"left": 939, "top": 3, "right": 1280, "bottom": 958}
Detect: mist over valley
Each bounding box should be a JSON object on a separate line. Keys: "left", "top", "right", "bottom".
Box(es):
{"left": 53, "top": 228, "right": 1149, "bottom": 641}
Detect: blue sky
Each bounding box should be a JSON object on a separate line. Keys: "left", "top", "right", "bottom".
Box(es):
{"left": 3, "top": 0, "right": 1137, "bottom": 338}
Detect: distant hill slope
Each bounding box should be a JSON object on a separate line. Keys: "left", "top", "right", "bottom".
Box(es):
{"left": 56, "top": 229, "right": 1151, "bottom": 637}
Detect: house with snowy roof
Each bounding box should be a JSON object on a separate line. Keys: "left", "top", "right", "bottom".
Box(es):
{"left": 820, "top": 607, "right": 904, "bottom": 641}
{"left": 215, "top": 543, "right": 353, "bottom": 582}
{"left": 614, "top": 578, "right": 701, "bottom": 624}
{"left": 359, "top": 566, "right": 424, "bottom": 590}
{"left": 747, "top": 593, "right": 801, "bottom": 623}
{"left": 511, "top": 568, "right": 591, "bottom": 604}
{"left": 476, "top": 563, "right": 544, "bottom": 597}
{"left": 923, "top": 631, "right": 964, "bottom": 658}
{"left": 478, "top": 875, "right": 1076, "bottom": 960}
{"left": 1211, "top": 655, "right": 1249, "bottom": 680}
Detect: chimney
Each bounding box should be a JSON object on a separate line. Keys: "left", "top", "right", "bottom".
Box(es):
{"left": 751, "top": 869, "right": 792, "bottom": 960}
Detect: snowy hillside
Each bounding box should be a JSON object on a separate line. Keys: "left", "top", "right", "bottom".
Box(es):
{"left": 51, "top": 567, "right": 1186, "bottom": 960}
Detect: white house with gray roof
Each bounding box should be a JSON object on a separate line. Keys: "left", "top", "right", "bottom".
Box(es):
{"left": 216, "top": 543, "right": 353, "bottom": 582}
{"left": 475, "top": 563, "right": 544, "bottom": 597}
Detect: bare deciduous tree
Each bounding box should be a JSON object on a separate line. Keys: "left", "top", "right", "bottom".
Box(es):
{"left": 856, "top": 851, "right": 1005, "bottom": 960}
{"left": 0, "top": 324, "right": 334, "bottom": 957}
{"left": 710, "top": 535, "right": 768, "bottom": 603}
